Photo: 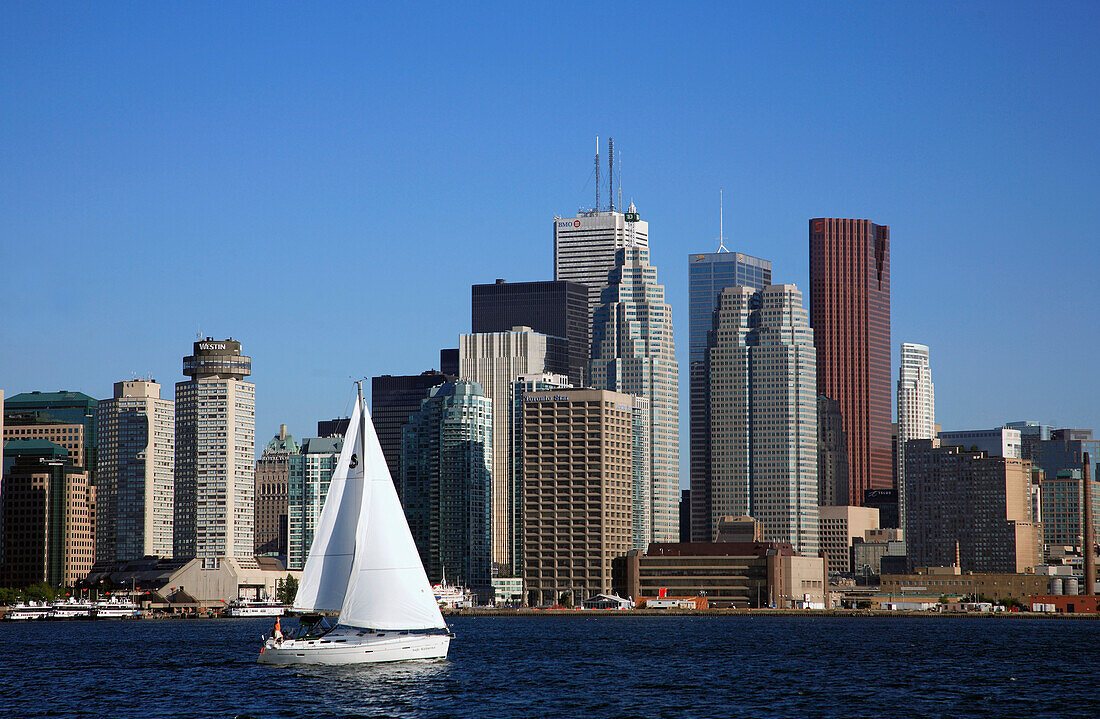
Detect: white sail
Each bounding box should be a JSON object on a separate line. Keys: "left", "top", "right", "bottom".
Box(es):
{"left": 338, "top": 403, "right": 447, "bottom": 630}
{"left": 292, "top": 397, "right": 364, "bottom": 613}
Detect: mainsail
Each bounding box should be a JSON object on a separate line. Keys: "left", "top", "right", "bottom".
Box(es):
{"left": 292, "top": 397, "right": 365, "bottom": 613}
{"left": 339, "top": 401, "right": 447, "bottom": 630}
{"left": 293, "top": 389, "right": 446, "bottom": 631}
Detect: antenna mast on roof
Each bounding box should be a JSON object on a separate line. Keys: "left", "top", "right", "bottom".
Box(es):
{"left": 594, "top": 136, "right": 600, "bottom": 212}
{"left": 716, "top": 189, "right": 729, "bottom": 253}
{"left": 617, "top": 149, "right": 622, "bottom": 211}
{"left": 608, "top": 137, "right": 615, "bottom": 212}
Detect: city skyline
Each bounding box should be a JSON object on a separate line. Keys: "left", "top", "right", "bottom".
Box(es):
{"left": 3, "top": 4, "right": 1099, "bottom": 483}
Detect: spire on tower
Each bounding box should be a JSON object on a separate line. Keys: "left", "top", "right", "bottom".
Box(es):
{"left": 595, "top": 136, "right": 600, "bottom": 213}
{"left": 716, "top": 189, "right": 729, "bottom": 253}
{"left": 608, "top": 137, "right": 615, "bottom": 212}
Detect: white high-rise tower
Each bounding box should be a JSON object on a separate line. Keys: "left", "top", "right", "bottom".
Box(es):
{"left": 553, "top": 206, "right": 648, "bottom": 327}
{"left": 174, "top": 338, "right": 256, "bottom": 566}
{"left": 897, "top": 342, "right": 934, "bottom": 530}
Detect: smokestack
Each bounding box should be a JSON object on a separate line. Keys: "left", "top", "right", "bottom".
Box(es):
{"left": 1084, "top": 452, "right": 1096, "bottom": 595}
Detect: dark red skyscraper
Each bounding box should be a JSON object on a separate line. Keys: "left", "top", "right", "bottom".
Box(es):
{"left": 809, "top": 218, "right": 891, "bottom": 506}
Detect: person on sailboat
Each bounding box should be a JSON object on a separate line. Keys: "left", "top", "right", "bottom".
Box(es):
{"left": 273, "top": 617, "right": 284, "bottom": 645}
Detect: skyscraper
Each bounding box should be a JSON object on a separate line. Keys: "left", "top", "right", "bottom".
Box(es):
{"left": 255, "top": 425, "right": 298, "bottom": 557}
{"left": 687, "top": 250, "right": 772, "bottom": 541}
{"left": 371, "top": 370, "right": 454, "bottom": 498}
{"left": 590, "top": 246, "right": 679, "bottom": 544}
{"left": 554, "top": 206, "right": 648, "bottom": 330}
{"left": 402, "top": 381, "right": 493, "bottom": 597}
{"left": 174, "top": 338, "right": 256, "bottom": 566}
{"left": 96, "top": 380, "right": 175, "bottom": 563}
{"left": 459, "top": 327, "right": 549, "bottom": 575}
{"left": 809, "top": 218, "right": 891, "bottom": 505}
{"left": 896, "top": 343, "right": 934, "bottom": 530}
{"left": 707, "top": 285, "right": 819, "bottom": 556}
{"left": 472, "top": 279, "right": 590, "bottom": 386}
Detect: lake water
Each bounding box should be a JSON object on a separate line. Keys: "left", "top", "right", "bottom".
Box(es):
{"left": 1, "top": 615, "right": 1096, "bottom": 718}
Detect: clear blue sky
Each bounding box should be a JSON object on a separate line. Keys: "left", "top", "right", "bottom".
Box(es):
{"left": 3, "top": 3, "right": 1098, "bottom": 485}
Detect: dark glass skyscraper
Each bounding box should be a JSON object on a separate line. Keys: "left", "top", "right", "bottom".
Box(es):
{"left": 471, "top": 279, "right": 589, "bottom": 386}
{"left": 687, "top": 251, "right": 771, "bottom": 541}
{"left": 809, "top": 218, "right": 891, "bottom": 506}
{"left": 371, "top": 370, "right": 454, "bottom": 495}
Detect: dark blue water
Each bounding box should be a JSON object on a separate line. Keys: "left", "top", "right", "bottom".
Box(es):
{"left": 1, "top": 615, "right": 1096, "bottom": 718}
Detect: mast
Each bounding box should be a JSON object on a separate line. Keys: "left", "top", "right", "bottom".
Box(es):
{"left": 357, "top": 380, "right": 367, "bottom": 463}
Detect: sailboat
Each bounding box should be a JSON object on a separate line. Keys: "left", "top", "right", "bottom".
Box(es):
{"left": 258, "top": 382, "right": 450, "bottom": 664}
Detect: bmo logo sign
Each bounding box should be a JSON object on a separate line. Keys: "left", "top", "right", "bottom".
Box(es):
{"left": 557, "top": 220, "right": 582, "bottom": 228}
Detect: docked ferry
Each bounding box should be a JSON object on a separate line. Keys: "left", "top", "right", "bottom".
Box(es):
{"left": 93, "top": 596, "right": 140, "bottom": 619}
{"left": 224, "top": 598, "right": 286, "bottom": 617}
{"left": 49, "top": 598, "right": 96, "bottom": 619}
{"left": 3, "top": 602, "right": 53, "bottom": 621}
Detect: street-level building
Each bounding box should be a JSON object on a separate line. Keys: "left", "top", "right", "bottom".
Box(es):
{"left": 613, "top": 543, "right": 826, "bottom": 609}
{"left": 818, "top": 505, "right": 880, "bottom": 574}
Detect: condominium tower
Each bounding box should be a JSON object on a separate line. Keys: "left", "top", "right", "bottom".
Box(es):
{"left": 896, "top": 343, "right": 934, "bottom": 530}
{"left": 459, "top": 327, "right": 548, "bottom": 575}
{"left": 401, "top": 381, "right": 493, "bottom": 597}
{"left": 590, "top": 246, "right": 679, "bottom": 543}
{"left": 174, "top": 338, "right": 256, "bottom": 566}
{"left": 707, "top": 285, "right": 820, "bottom": 556}
{"left": 96, "top": 380, "right": 175, "bottom": 562}
{"left": 286, "top": 435, "right": 343, "bottom": 570}
{"left": 809, "top": 218, "right": 891, "bottom": 505}
{"left": 687, "top": 250, "right": 772, "bottom": 541}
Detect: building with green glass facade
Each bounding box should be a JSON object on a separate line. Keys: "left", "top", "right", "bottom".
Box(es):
{"left": 402, "top": 380, "right": 492, "bottom": 599}
{"left": 286, "top": 436, "right": 343, "bottom": 570}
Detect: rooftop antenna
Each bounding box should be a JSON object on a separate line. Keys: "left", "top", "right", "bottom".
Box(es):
{"left": 594, "top": 136, "right": 600, "bottom": 212}
{"left": 716, "top": 189, "right": 729, "bottom": 253}
{"left": 608, "top": 137, "right": 615, "bottom": 212}
{"left": 617, "top": 149, "right": 622, "bottom": 211}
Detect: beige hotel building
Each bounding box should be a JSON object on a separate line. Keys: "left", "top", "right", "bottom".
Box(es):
{"left": 521, "top": 388, "right": 641, "bottom": 606}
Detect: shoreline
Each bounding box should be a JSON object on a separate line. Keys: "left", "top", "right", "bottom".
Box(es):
{"left": 442, "top": 607, "right": 1099, "bottom": 619}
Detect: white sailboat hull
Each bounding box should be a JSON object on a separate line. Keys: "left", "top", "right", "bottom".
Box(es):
{"left": 257, "top": 628, "right": 449, "bottom": 665}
